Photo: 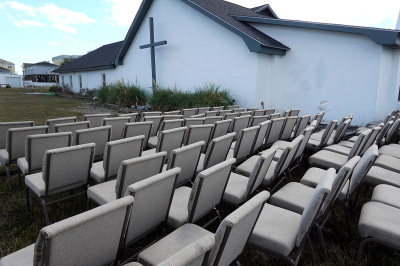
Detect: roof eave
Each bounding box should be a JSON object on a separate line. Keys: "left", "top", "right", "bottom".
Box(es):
{"left": 54, "top": 64, "right": 116, "bottom": 74}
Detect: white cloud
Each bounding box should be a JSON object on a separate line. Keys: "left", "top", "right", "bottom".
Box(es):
{"left": 48, "top": 41, "right": 61, "bottom": 45}
{"left": 52, "top": 23, "right": 77, "bottom": 34}
{"left": 0, "top": 3, "right": 5, "bottom": 9}
{"left": 20, "top": 55, "right": 33, "bottom": 59}
{"left": 19, "top": 19, "right": 44, "bottom": 27}
{"left": 106, "top": 0, "right": 142, "bottom": 27}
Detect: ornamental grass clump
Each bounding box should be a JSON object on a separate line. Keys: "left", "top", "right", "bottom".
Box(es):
{"left": 96, "top": 80, "right": 148, "bottom": 107}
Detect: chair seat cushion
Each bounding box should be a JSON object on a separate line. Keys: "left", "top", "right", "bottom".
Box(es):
{"left": 262, "top": 160, "right": 278, "bottom": 186}
{"left": 272, "top": 149, "right": 284, "bottom": 161}
{"left": 270, "top": 182, "right": 315, "bottom": 214}
{"left": 196, "top": 153, "right": 205, "bottom": 174}
{"left": 273, "top": 140, "right": 290, "bottom": 150}
{"left": 348, "top": 136, "right": 357, "bottom": 142}
{"left": 358, "top": 202, "right": 400, "bottom": 249}
{"left": 167, "top": 186, "right": 192, "bottom": 228}
{"left": 300, "top": 167, "right": 328, "bottom": 188}
{"left": 371, "top": 184, "right": 400, "bottom": 209}
{"left": 142, "top": 148, "right": 156, "bottom": 156}
{"left": 226, "top": 149, "right": 234, "bottom": 159}
{"left": 147, "top": 136, "right": 158, "bottom": 149}
{"left": 306, "top": 139, "right": 321, "bottom": 150}
{"left": 17, "top": 157, "right": 29, "bottom": 175}
{"left": 234, "top": 155, "right": 259, "bottom": 177}
{"left": 365, "top": 166, "right": 400, "bottom": 188}
{"left": 222, "top": 173, "right": 249, "bottom": 206}
{"left": 87, "top": 180, "right": 117, "bottom": 206}
{"left": 337, "top": 141, "right": 355, "bottom": 148}
{"left": 0, "top": 149, "right": 9, "bottom": 165}
{"left": 249, "top": 203, "right": 301, "bottom": 256}
{"left": 25, "top": 172, "right": 46, "bottom": 197}
{"left": 308, "top": 150, "right": 347, "bottom": 171}
{"left": 0, "top": 244, "right": 35, "bottom": 266}
{"left": 230, "top": 141, "right": 236, "bottom": 150}
{"left": 90, "top": 161, "right": 106, "bottom": 183}
{"left": 374, "top": 155, "right": 400, "bottom": 173}
{"left": 138, "top": 223, "right": 212, "bottom": 266}
{"left": 379, "top": 146, "right": 400, "bottom": 159}
{"left": 323, "top": 144, "right": 351, "bottom": 156}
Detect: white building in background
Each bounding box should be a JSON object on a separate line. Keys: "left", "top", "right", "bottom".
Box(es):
{"left": 55, "top": 0, "right": 400, "bottom": 125}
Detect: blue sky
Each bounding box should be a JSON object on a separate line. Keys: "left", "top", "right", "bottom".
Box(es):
{"left": 1, "top": 0, "right": 399, "bottom": 74}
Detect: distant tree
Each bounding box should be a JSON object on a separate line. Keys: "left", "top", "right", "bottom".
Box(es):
{"left": 60, "top": 58, "right": 75, "bottom": 66}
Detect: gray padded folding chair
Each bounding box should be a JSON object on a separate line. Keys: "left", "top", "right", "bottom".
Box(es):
{"left": 217, "top": 110, "right": 232, "bottom": 117}
{"left": 182, "top": 108, "right": 198, "bottom": 119}
{"left": 209, "top": 119, "right": 231, "bottom": 141}
{"left": 163, "top": 115, "right": 183, "bottom": 121}
{"left": 204, "top": 116, "right": 222, "bottom": 125}
{"left": 264, "top": 117, "right": 286, "bottom": 148}
{"left": 252, "top": 110, "right": 266, "bottom": 116}
{"left": 250, "top": 115, "right": 270, "bottom": 127}
{"left": 142, "top": 111, "right": 163, "bottom": 118}
{"left": 252, "top": 121, "right": 271, "bottom": 153}
{"left": 306, "top": 120, "right": 337, "bottom": 151}
{"left": 247, "top": 107, "right": 259, "bottom": 112}
{"left": 211, "top": 106, "right": 224, "bottom": 111}
{"left": 291, "top": 115, "right": 311, "bottom": 139}
{"left": 205, "top": 111, "right": 218, "bottom": 117}
{"left": 54, "top": 121, "right": 90, "bottom": 145}
{"left": 76, "top": 126, "right": 112, "bottom": 161}
{"left": 184, "top": 124, "right": 213, "bottom": 151}
{"left": 224, "top": 112, "right": 239, "bottom": 121}
{"left": 231, "top": 115, "right": 251, "bottom": 137}
{"left": 197, "top": 107, "right": 210, "bottom": 115}
{"left": 264, "top": 108, "right": 275, "bottom": 115}
{"left": 102, "top": 117, "right": 131, "bottom": 141}
{"left": 119, "top": 112, "right": 139, "bottom": 122}
{"left": 280, "top": 116, "right": 298, "bottom": 140}
{"left": 233, "top": 108, "right": 245, "bottom": 113}
{"left": 142, "top": 115, "right": 163, "bottom": 137}
{"left": 147, "top": 119, "right": 184, "bottom": 149}
{"left": 46, "top": 117, "right": 77, "bottom": 133}
{"left": 90, "top": 136, "right": 144, "bottom": 183}
{"left": 191, "top": 114, "right": 206, "bottom": 118}
{"left": 184, "top": 118, "right": 205, "bottom": 126}
{"left": 0, "top": 121, "right": 34, "bottom": 149}
{"left": 239, "top": 111, "right": 252, "bottom": 117}
{"left": 0, "top": 125, "right": 48, "bottom": 190}
{"left": 122, "top": 121, "right": 152, "bottom": 149}
{"left": 0, "top": 196, "right": 134, "bottom": 266}
{"left": 84, "top": 113, "right": 111, "bottom": 128}
{"left": 227, "top": 105, "right": 240, "bottom": 110}
{"left": 290, "top": 109, "right": 300, "bottom": 116}
{"left": 25, "top": 143, "right": 95, "bottom": 225}
{"left": 163, "top": 110, "right": 181, "bottom": 115}
{"left": 270, "top": 113, "right": 281, "bottom": 120}
{"left": 227, "top": 126, "right": 259, "bottom": 163}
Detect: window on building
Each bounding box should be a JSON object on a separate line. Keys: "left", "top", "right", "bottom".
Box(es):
{"left": 79, "top": 75, "right": 82, "bottom": 89}
{"left": 7, "top": 65, "right": 12, "bottom": 69}
{"left": 101, "top": 73, "right": 106, "bottom": 86}
{"left": 69, "top": 75, "right": 73, "bottom": 89}
{"left": 61, "top": 76, "right": 64, "bottom": 87}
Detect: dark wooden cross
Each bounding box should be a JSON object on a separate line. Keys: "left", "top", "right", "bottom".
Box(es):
{"left": 140, "top": 17, "right": 167, "bottom": 87}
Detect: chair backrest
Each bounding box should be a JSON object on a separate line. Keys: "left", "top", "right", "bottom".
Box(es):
{"left": 26, "top": 132, "right": 72, "bottom": 174}
{"left": 282, "top": 110, "right": 291, "bottom": 118}
{"left": 54, "top": 121, "right": 90, "bottom": 145}
{"left": 6, "top": 126, "right": 49, "bottom": 162}
{"left": 103, "top": 136, "right": 144, "bottom": 181}
{"left": 191, "top": 114, "right": 205, "bottom": 118}
{"left": 217, "top": 110, "right": 232, "bottom": 117}
{"left": 119, "top": 112, "right": 139, "bottom": 122}
{"left": 332, "top": 119, "right": 351, "bottom": 144}
{"left": 203, "top": 132, "right": 236, "bottom": 169}
{"left": 205, "top": 111, "right": 219, "bottom": 117}
{"left": 102, "top": 117, "right": 131, "bottom": 141}
{"left": 167, "top": 142, "right": 204, "bottom": 187}
{"left": 182, "top": 108, "right": 198, "bottom": 119}
{"left": 124, "top": 168, "right": 180, "bottom": 246}
{"left": 320, "top": 120, "right": 337, "bottom": 147}
{"left": 233, "top": 108, "right": 245, "bottom": 113}
{"left": 250, "top": 115, "right": 270, "bottom": 127}
{"left": 188, "top": 159, "right": 235, "bottom": 223}
{"left": 293, "top": 126, "right": 314, "bottom": 161}
{"left": 239, "top": 111, "right": 252, "bottom": 117}
{"left": 252, "top": 110, "right": 266, "bottom": 116}
{"left": 337, "top": 114, "right": 353, "bottom": 128}
{"left": 269, "top": 113, "right": 281, "bottom": 120}
{"left": 231, "top": 116, "right": 251, "bottom": 136}
{"left": 209, "top": 120, "right": 231, "bottom": 140}
{"left": 84, "top": 113, "right": 111, "bottom": 128}
{"left": 204, "top": 116, "right": 223, "bottom": 125}
{"left": 375, "top": 120, "right": 393, "bottom": 145}
{"left": 280, "top": 116, "right": 298, "bottom": 140}
{"left": 159, "top": 119, "right": 184, "bottom": 132}
{"left": 208, "top": 191, "right": 269, "bottom": 266}
{"left": 246, "top": 147, "right": 277, "bottom": 197}
{"left": 115, "top": 152, "right": 167, "bottom": 198}
{"left": 359, "top": 126, "right": 381, "bottom": 155}
{"left": 143, "top": 116, "right": 163, "bottom": 137}
{"left": 0, "top": 121, "right": 34, "bottom": 149}
{"left": 142, "top": 111, "right": 163, "bottom": 118}
{"left": 163, "top": 115, "right": 183, "bottom": 121}
{"left": 247, "top": 108, "right": 259, "bottom": 112}
{"left": 211, "top": 106, "right": 224, "bottom": 111}
{"left": 296, "top": 173, "right": 331, "bottom": 248}
{"left": 122, "top": 121, "right": 152, "bottom": 148}
{"left": 252, "top": 121, "right": 271, "bottom": 152}
{"left": 264, "top": 108, "right": 275, "bottom": 115}
{"left": 197, "top": 107, "right": 211, "bottom": 114}
{"left": 34, "top": 196, "right": 134, "bottom": 266}
{"left": 233, "top": 126, "right": 260, "bottom": 162}
{"left": 224, "top": 112, "right": 239, "bottom": 122}
{"left": 46, "top": 117, "right": 77, "bottom": 133}
{"left": 156, "top": 127, "right": 187, "bottom": 159}
{"left": 227, "top": 105, "right": 240, "bottom": 110}
{"left": 43, "top": 143, "right": 95, "bottom": 195}
{"left": 347, "top": 129, "right": 371, "bottom": 160}
{"left": 292, "top": 115, "right": 311, "bottom": 139}
{"left": 184, "top": 125, "right": 213, "bottom": 152}
{"left": 76, "top": 126, "right": 112, "bottom": 159}
{"left": 163, "top": 111, "right": 181, "bottom": 115}
{"left": 277, "top": 135, "right": 304, "bottom": 176}
{"left": 265, "top": 117, "right": 285, "bottom": 146}
{"left": 184, "top": 118, "right": 205, "bottom": 126}
{"left": 290, "top": 109, "right": 300, "bottom": 116}
{"left": 384, "top": 118, "right": 400, "bottom": 144}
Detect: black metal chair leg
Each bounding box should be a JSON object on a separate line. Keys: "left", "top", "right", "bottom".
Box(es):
{"left": 40, "top": 197, "right": 50, "bottom": 225}
{"left": 306, "top": 235, "right": 316, "bottom": 263}
{"left": 315, "top": 223, "right": 327, "bottom": 258}
{"left": 26, "top": 187, "right": 31, "bottom": 212}
{"left": 355, "top": 238, "right": 373, "bottom": 266}
{"left": 6, "top": 165, "right": 12, "bottom": 191}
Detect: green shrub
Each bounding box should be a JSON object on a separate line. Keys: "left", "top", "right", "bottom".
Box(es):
{"left": 95, "top": 81, "right": 148, "bottom": 107}
{"left": 151, "top": 83, "right": 234, "bottom": 112}
{"left": 49, "top": 85, "right": 62, "bottom": 93}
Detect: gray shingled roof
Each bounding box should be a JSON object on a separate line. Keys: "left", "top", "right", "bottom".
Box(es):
{"left": 55, "top": 41, "right": 123, "bottom": 73}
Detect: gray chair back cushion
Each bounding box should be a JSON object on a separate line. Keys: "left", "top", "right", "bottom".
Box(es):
{"left": 218, "top": 110, "right": 233, "bottom": 117}
{"left": 33, "top": 196, "right": 134, "bottom": 266}
{"left": 46, "top": 117, "right": 77, "bottom": 133}
{"left": 190, "top": 114, "right": 205, "bottom": 118}
{"left": 185, "top": 125, "right": 213, "bottom": 150}
{"left": 159, "top": 119, "right": 184, "bottom": 132}
{"left": 84, "top": 113, "right": 111, "bottom": 128}
{"left": 209, "top": 191, "right": 270, "bottom": 266}
{"left": 292, "top": 115, "right": 311, "bottom": 139}
{"left": 0, "top": 121, "right": 34, "bottom": 149}
{"left": 333, "top": 119, "right": 351, "bottom": 143}
{"left": 250, "top": 115, "right": 270, "bottom": 127}
{"left": 163, "top": 111, "right": 181, "bottom": 115}
{"left": 204, "top": 116, "right": 223, "bottom": 125}
{"left": 104, "top": 136, "right": 144, "bottom": 180}
{"left": 239, "top": 111, "right": 252, "bottom": 117}
{"left": 26, "top": 132, "right": 72, "bottom": 173}
{"left": 264, "top": 109, "right": 275, "bottom": 115}
{"left": 233, "top": 108, "right": 245, "bottom": 113}
{"left": 234, "top": 126, "right": 259, "bottom": 161}
{"left": 163, "top": 115, "right": 183, "bottom": 121}
{"left": 293, "top": 126, "right": 314, "bottom": 161}
{"left": 7, "top": 126, "right": 49, "bottom": 162}
{"left": 384, "top": 118, "right": 400, "bottom": 144}
{"left": 115, "top": 152, "right": 167, "bottom": 198}
{"left": 54, "top": 121, "right": 90, "bottom": 145}
{"left": 124, "top": 168, "right": 180, "bottom": 245}
{"left": 76, "top": 126, "right": 112, "bottom": 158}
{"left": 227, "top": 105, "right": 240, "bottom": 110}
{"left": 375, "top": 120, "right": 393, "bottom": 145}
{"left": 280, "top": 116, "right": 298, "bottom": 140}
{"left": 188, "top": 159, "right": 235, "bottom": 223}
{"left": 184, "top": 118, "right": 205, "bottom": 126}
{"left": 360, "top": 126, "right": 381, "bottom": 155}
{"left": 204, "top": 132, "right": 236, "bottom": 169}
{"left": 224, "top": 113, "right": 239, "bottom": 121}
{"left": 142, "top": 111, "right": 163, "bottom": 118}
{"left": 320, "top": 120, "right": 338, "bottom": 147}
{"left": 167, "top": 142, "right": 204, "bottom": 186}
{"left": 143, "top": 116, "right": 163, "bottom": 137}
{"left": 182, "top": 108, "right": 198, "bottom": 119}
{"left": 252, "top": 110, "right": 266, "bottom": 116}
{"left": 290, "top": 109, "right": 300, "bottom": 116}
{"left": 197, "top": 107, "right": 211, "bottom": 114}
{"left": 156, "top": 127, "right": 187, "bottom": 159}
{"left": 348, "top": 129, "right": 371, "bottom": 159}
{"left": 278, "top": 135, "right": 304, "bottom": 175}
{"left": 43, "top": 143, "right": 95, "bottom": 194}
{"left": 247, "top": 147, "right": 277, "bottom": 196}
{"left": 210, "top": 120, "right": 231, "bottom": 140}
{"left": 265, "top": 118, "right": 285, "bottom": 145}
{"left": 253, "top": 121, "right": 271, "bottom": 151}
{"left": 103, "top": 117, "right": 131, "bottom": 141}
{"left": 205, "top": 111, "right": 219, "bottom": 117}
{"left": 119, "top": 113, "right": 139, "bottom": 122}
{"left": 231, "top": 116, "right": 251, "bottom": 136}
{"left": 211, "top": 106, "right": 224, "bottom": 111}
{"left": 122, "top": 121, "right": 152, "bottom": 147}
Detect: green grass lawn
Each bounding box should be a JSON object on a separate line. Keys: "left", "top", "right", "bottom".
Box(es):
{"left": 1, "top": 88, "right": 400, "bottom": 265}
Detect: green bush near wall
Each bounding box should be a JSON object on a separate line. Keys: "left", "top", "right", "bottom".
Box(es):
{"left": 96, "top": 81, "right": 148, "bottom": 107}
